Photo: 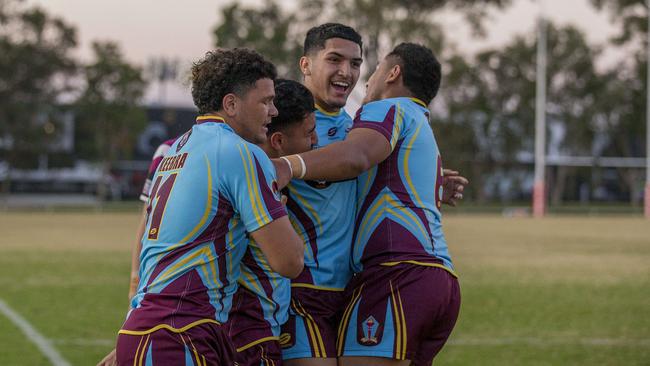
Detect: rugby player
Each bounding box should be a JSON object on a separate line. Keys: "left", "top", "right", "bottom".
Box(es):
{"left": 114, "top": 48, "right": 304, "bottom": 365}
{"left": 278, "top": 43, "right": 461, "bottom": 366}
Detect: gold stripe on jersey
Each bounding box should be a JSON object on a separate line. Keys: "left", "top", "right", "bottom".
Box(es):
{"left": 287, "top": 184, "right": 323, "bottom": 234}
{"left": 179, "top": 155, "right": 213, "bottom": 243}
{"left": 243, "top": 143, "right": 271, "bottom": 224}
{"left": 238, "top": 144, "right": 262, "bottom": 226}
{"left": 402, "top": 122, "right": 426, "bottom": 208}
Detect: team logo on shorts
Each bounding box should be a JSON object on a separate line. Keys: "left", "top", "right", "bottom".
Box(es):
{"left": 360, "top": 315, "right": 379, "bottom": 344}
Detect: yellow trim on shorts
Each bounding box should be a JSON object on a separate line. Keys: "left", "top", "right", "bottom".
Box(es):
{"left": 337, "top": 284, "right": 364, "bottom": 356}
{"left": 380, "top": 260, "right": 458, "bottom": 278}
{"left": 291, "top": 283, "right": 344, "bottom": 291}
{"left": 236, "top": 336, "right": 280, "bottom": 352}
{"left": 292, "top": 298, "right": 327, "bottom": 357}
{"left": 389, "top": 281, "right": 404, "bottom": 360}
{"left": 396, "top": 285, "right": 407, "bottom": 358}
{"left": 118, "top": 318, "right": 221, "bottom": 336}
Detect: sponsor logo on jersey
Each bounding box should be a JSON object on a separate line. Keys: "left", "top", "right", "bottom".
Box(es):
{"left": 327, "top": 127, "right": 337, "bottom": 138}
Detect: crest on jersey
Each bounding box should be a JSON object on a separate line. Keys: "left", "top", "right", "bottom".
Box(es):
{"left": 360, "top": 315, "right": 379, "bottom": 344}
{"left": 327, "top": 127, "right": 338, "bottom": 138}
{"left": 176, "top": 130, "right": 192, "bottom": 153}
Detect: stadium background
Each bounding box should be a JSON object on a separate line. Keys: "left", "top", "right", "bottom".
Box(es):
{"left": 0, "top": 0, "right": 649, "bottom": 365}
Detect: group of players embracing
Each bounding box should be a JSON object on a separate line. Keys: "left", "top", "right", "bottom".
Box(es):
{"left": 99, "top": 22, "right": 468, "bottom": 366}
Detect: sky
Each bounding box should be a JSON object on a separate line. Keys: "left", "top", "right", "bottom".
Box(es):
{"left": 30, "top": 0, "right": 622, "bottom": 109}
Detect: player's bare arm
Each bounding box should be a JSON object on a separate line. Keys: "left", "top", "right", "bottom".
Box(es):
{"left": 275, "top": 127, "right": 390, "bottom": 183}
{"left": 250, "top": 216, "right": 304, "bottom": 278}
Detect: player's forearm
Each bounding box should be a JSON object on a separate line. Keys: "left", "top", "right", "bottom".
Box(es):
{"left": 302, "top": 141, "right": 370, "bottom": 180}
{"left": 128, "top": 204, "right": 148, "bottom": 300}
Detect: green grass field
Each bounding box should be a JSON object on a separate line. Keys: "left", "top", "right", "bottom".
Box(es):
{"left": 0, "top": 212, "right": 648, "bottom": 365}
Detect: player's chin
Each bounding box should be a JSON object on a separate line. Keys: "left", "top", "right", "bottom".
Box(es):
{"left": 327, "top": 95, "right": 348, "bottom": 109}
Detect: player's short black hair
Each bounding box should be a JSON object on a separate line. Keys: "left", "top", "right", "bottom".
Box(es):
{"left": 303, "top": 23, "right": 362, "bottom": 55}
{"left": 387, "top": 43, "right": 441, "bottom": 105}
{"left": 268, "top": 79, "right": 315, "bottom": 135}
{"left": 191, "top": 48, "right": 277, "bottom": 114}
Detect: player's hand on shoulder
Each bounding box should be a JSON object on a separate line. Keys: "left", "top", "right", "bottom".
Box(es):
{"left": 441, "top": 169, "right": 469, "bottom": 207}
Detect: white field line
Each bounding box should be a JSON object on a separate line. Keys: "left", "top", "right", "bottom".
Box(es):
{"left": 448, "top": 337, "right": 650, "bottom": 347}
{"left": 0, "top": 298, "right": 71, "bottom": 366}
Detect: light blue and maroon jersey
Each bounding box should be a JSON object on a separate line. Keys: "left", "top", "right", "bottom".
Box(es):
{"left": 351, "top": 98, "right": 455, "bottom": 275}
{"left": 122, "top": 115, "right": 287, "bottom": 334}
{"left": 284, "top": 106, "right": 356, "bottom": 291}
{"left": 237, "top": 239, "right": 290, "bottom": 337}
{"left": 139, "top": 138, "right": 178, "bottom": 202}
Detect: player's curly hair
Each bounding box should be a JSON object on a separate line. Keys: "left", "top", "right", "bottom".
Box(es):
{"left": 387, "top": 43, "right": 441, "bottom": 105}
{"left": 268, "top": 79, "right": 315, "bottom": 135}
{"left": 191, "top": 48, "right": 277, "bottom": 114}
{"left": 303, "top": 23, "right": 362, "bottom": 55}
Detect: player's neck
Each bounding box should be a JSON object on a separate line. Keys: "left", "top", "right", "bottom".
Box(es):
{"left": 314, "top": 102, "right": 341, "bottom": 116}
{"left": 381, "top": 85, "right": 413, "bottom": 101}
{"left": 258, "top": 142, "right": 279, "bottom": 159}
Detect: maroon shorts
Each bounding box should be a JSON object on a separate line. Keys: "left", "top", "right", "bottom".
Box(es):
{"left": 226, "top": 287, "right": 283, "bottom": 366}
{"left": 280, "top": 286, "right": 345, "bottom": 360}
{"left": 337, "top": 263, "right": 461, "bottom": 365}
{"left": 116, "top": 320, "right": 236, "bottom": 365}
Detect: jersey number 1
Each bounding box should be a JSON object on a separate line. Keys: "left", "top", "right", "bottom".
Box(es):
{"left": 147, "top": 173, "right": 178, "bottom": 240}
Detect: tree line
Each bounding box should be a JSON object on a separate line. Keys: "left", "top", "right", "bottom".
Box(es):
{"left": 0, "top": 0, "right": 646, "bottom": 205}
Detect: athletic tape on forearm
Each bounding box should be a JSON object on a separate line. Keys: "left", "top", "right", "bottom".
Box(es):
{"left": 280, "top": 156, "right": 293, "bottom": 178}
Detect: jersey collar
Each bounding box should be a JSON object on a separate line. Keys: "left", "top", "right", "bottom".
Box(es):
{"left": 315, "top": 103, "right": 342, "bottom": 116}
{"left": 409, "top": 98, "right": 427, "bottom": 108}
{"left": 195, "top": 115, "right": 226, "bottom": 124}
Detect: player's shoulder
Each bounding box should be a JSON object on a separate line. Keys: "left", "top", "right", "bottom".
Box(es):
{"left": 356, "top": 98, "right": 400, "bottom": 122}
{"left": 219, "top": 135, "right": 268, "bottom": 167}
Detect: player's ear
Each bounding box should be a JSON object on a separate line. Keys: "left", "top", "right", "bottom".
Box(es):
{"left": 222, "top": 93, "right": 238, "bottom": 117}
{"left": 299, "top": 56, "right": 311, "bottom": 77}
{"left": 385, "top": 64, "right": 401, "bottom": 84}
{"left": 269, "top": 131, "right": 284, "bottom": 152}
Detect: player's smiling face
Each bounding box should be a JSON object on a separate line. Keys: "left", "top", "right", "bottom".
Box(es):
{"left": 302, "top": 38, "right": 362, "bottom": 113}
{"left": 235, "top": 78, "right": 278, "bottom": 144}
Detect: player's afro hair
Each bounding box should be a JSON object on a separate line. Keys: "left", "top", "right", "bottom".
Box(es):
{"left": 387, "top": 43, "right": 441, "bottom": 105}
{"left": 191, "top": 48, "right": 277, "bottom": 114}
{"left": 268, "top": 79, "right": 315, "bottom": 135}
{"left": 303, "top": 23, "right": 362, "bottom": 55}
